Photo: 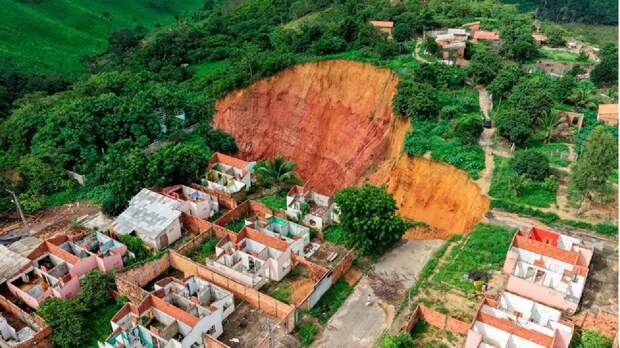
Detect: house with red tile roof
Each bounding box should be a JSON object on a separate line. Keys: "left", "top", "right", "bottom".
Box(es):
{"left": 465, "top": 291, "right": 574, "bottom": 348}
{"left": 472, "top": 30, "right": 500, "bottom": 42}
{"left": 370, "top": 21, "right": 394, "bottom": 36}
{"left": 502, "top": 227, "right": 593, "bottom": 314}
{"left": 597, "top": 104, "right": 618, "bottom": 125}
{"left": 532, "top": 33, "right": 547, "bottom": 44}
{"left": 100, "top": 275, "right": 235, "bottom": 348}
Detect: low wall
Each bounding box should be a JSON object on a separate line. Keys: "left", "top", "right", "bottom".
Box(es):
{"left": 116, "top": 255, "right": 171, "bottom": 303}
{"left": 406, "top": 305, "right": 470, "bottom": 335}
{"left": 190, "top": 183, "right": 238, "bottom": 210}
{"left": 0, "top": 295, "right": 53, "bottom": 348}
{"left": 331, "top": 249, "right": 354, "bottom": 282}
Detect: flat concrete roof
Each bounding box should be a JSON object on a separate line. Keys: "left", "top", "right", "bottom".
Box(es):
{"left": 111, "top": 189, "right": 182, "bottom": 238}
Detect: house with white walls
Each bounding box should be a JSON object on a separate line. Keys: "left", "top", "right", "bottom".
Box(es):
{"left": 160, "top": 184, "right": 220, "bottom": 220}
{"left": 205, "top": 226, "right": 293, "bottom": 289}
{"left": 286, "top": 185, "right": 338, "bottom": 231}
{"left": 100, "top": 276, "right": 235, "bottom": 348}
{"left": 204, "top": 152, "right": 255, "bottom": 195}
{"left": 502, "top": 227, "right": 593, "bottom": 314}
{"left": 465, "top": 291, "right": 574, "bottom": 348}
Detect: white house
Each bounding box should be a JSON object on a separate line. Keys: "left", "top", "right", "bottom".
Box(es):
{"left": 204, "top": 152, "right": 255, "bottom": 194}
{"left": 286, "top": 185, "right": 338, "bottom": 230}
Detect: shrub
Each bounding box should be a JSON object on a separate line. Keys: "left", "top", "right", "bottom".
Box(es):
{"left": 595, "top": 222, "right": 618, "bottom": 236}
{"left": 453, "top": 114, "right": 483, "bottom": 144}
{"left": 118, "top": 234, "right": 151, "bottom": 262}
{"left": 511, "top": 149, "right": 550, "bottom": 181}
{"left": 374, "top": 333, "right": 415, "bottom": 348}
{"left": 296, "top": 322, "right": 319, "bottom": 347}
{"left": 571, "top": 330, "right": 613, "bottom": 348}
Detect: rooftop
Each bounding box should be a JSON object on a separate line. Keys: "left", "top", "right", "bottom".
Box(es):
{"left": 370, "top": 20, "right": 394, "bottom": 28}
{"left": 473, "top": 30, "right": 500, "bottom": 40}
{"left": 0, "top": 245, "right": 30, "bottom": 284}
{"left": 111, "top": 188, "right": 182, "bottom": 237}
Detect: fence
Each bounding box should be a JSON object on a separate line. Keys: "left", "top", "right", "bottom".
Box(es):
{"left": 406, "top": 305, "right": 470, "bottom": 335}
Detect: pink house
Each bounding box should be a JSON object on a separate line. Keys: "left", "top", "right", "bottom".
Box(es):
{"left": 6, "top": 232, "right": 128, "bottom": 309}
{"left": 465, "top": 292, "right": 574, "bottom": 348}
{"left": 502, "top": 227, "right": 593, "bottom": 314}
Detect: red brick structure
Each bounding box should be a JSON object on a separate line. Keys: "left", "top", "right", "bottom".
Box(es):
{"left": 406, "top": 304, "right": 470, "bottom": 335}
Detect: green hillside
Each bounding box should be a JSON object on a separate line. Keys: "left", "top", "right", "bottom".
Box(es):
{"left": 0, "top": 0, "right": 204, "bottom": 78}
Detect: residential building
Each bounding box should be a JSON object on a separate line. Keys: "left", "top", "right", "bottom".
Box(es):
{"left": 559, "top": 111, "right": 584, "bottom": 130}
{"left": 286, "top": 185, "right": 338, "bottom": 231}
{"left": 0, "top": 294, "right": 51, "bottom": 348}
{"left": 204, "top": 152, "right": 254, "bottom": 195}
{"left": 502, "top": 227, "right": 593, "bottom": 314}
{"left": 110, "top": 188, "right": 184, "bottom": 251}
{"left": 206, "top": 227, "right": 292, "bottom": 289}
{"left": 532, "top": 33, "right": 547, "bottom": 44}
{"left": 160, "top": 185, "right": 220, "bottom": 220}
{"left": 6, "top": 234, "right": 128, "bottom": 309}
{"left": 597, "top": 104, "right": 618, "bottom": 125}
{"left": 465, "top": 291, "right": 574, "bottom": 348}
{"left": 462, "top": 21, "right": 481, "bottom": 34}
{"left": 472, "top": 30, "right": 500, "bottom": 42}
{"left": 370, "top": 21, "right": 394, "bottom": 37}
{"left": 101, "top": 275, "right": 234, "bottom": 348}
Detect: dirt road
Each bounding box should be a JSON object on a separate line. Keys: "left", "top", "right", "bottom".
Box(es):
{"left": 311, "top": 239, "right": 443, "bottom": 348}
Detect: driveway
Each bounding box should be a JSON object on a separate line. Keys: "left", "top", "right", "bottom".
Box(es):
{"left": 311, "top": 239, "right": 443, "bottom": 348}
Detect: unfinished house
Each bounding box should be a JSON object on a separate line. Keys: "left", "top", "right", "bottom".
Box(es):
{"left": 502, "top": 227, "right": 593, "bottom": 314}
{"left": 465, "top": 292, "right": 574, "bottom": 348}
{"left": 286, "top": 185, "right": 338, "bottom": 231}
{"left": 370, "top": 21, "right": 394, "bottom": 37}
{"left": 101, "top": 284, "right": 232, "bottom": 348}
{"left": 160, "top": 185, "right": 220, "bottom": 220}
{"left": 204, "top": 152, "right": 254, "bottom": 195}
{"left": 110, "top": 188, "right": 184, "bottom": 251}
{"left": 0, "top": 294, "right": 51, "bottom": 348}
{"left": 207, "top": 227, "right": 292, "bottom": 289}
{"left": 6, "top": 234, "right": 128, "bottom": 309}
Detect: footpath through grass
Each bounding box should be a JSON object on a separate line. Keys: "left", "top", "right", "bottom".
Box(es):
{"left": 432, "top": 223, "right": 515, "bottom": 293}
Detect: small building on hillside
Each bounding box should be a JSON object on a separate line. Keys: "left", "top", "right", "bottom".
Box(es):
{"left": 502, "top": 227, "right": 593, "bottom": 314}
{"left": 286, "top": 185, "right": 339, "bottom": 231}
{"left": 160, "top": 184, "right": 220, "bottom": 220}
{"left": 559, "top": 110, "right": 584, "bottom": 130}
{"left": 462, "top": 21, "right": 480, "bottom": 34}
{"left": 206, "top": 227, "right": 293, "bottom": 289}
{"left": 532, "top": 33, "right": 547, "bottom": 45}
{"left": 370, "top": 21, "right": 394, "bottom": 37}
{"left": 204, "top": 152, "right": 255, "bottom": 196}
{"left": 5, "top": 234, "right": 128, "bottom": 309}
{"left": 465, "top": 291, "right": 574, "bottom": 348}
{"left": 597, "top": 104, "right": 618, "bottom": 125}
{"left": 101, "top": 275, "right": 235, "bottom": 348}
{"left": 472, "top": 30, "right": 500, "bottom": 42}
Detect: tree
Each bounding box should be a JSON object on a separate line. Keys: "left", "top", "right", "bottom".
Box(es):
{"left": 392, "top": 80, "right": 439, "bottom": 120}
{"left": 507, "top": 74, "right": 554, "bottom": 124}
{"left": 108, "top": 29, "right": 142, "bottom": 56}
{"left": 539, "top": 111, "right": 563, "bottom": 143}
{"left": 571, "top": 330, "right": 613, "bottom": 348}
{"left": 454, "top": 114, "right": 483, "bottom": 145}
{"left": 511, "top": 149, "right": 550, "bottom": 181}
{"left": 375, "top": 333, "right": 415, "bottom": 348}
{"left": 495, "top": 108, "right": 534, "bottom": 145}
{"left": 591, "top": 44, "right": 618, "bottom": 87}
{"left": 488, "top": 65, "right": 523, "bottom": 102}
{"left": 545, "top": 27, "right": 566, "bottom": 47}
{"left": 38, "top": 298, "right": 87, "bottom": 348}
{"left": 147, "top": 143, "right": 211, "bottom": 187}
{"left": 571, "top": 126, "right": 618, "bottom": 201}
{"left": 333, "top": 184, "right": 407, "bottom": 255}
{"left": 78, "top": 269, "right": 115, "bottom": 309}
{"left": 423, "top": 37, "right": 440, "bottom": 57}
{"left": 502, "top": 26, "right": 539, "bottom": 62}
{"left": 512, "top": 174, "right": 531, "bottom": 197}
{"left": 254, "top": 156, "right": 301, "bottom": 191}
{"left": 392, "top": 23, "right": 413, "bottom": 42}
{"left": 468, "top": 47, "right": 503, "bottom": 85}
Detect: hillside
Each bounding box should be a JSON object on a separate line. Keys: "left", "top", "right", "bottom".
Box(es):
{"left": 0, "top": 0, "right": 204, "bottom": 78}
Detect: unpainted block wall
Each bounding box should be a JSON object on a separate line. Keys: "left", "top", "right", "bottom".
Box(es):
{"left": 116, "top": 254, "right": 171, "bottom": 303}
{"left": 0, "top": 295, "right": 53, "bottom": 348}
{"left": 406, "top": 305, "right": 470, "bottom": 335}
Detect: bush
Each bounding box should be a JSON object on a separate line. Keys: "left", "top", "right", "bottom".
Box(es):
{"left": 571, "top": 330, "right": 613, "bottom": 348}
{"left": 79, "top": 270, "right": 114, "bottom": 309}
{"left": 511, "top": 149, "right": 550, "bottom": 181}
{"left": 595, "top": 222, "right": 618, "bottom": 236}
{"left": 374, "top": 333, "right": 415, "bottom": 348}
{"left": 296, "top": 322, "right": 319, "bottom": 347}
{"left": 118, "top": 234, "right": 151, "bottom": 263}
{"left": 453, "top": 114, "right": 483, "bottom": 144}
{"left": 491, "top": 199, "right": 560, "bottom": 224}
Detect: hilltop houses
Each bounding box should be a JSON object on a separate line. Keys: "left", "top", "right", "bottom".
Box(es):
{"left": 204, "top": 152, "right": 255, "bottom": 196}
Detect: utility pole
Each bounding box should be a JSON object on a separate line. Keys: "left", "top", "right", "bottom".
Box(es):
{"left": 6, "top": 190, "right": 30, "bottom": 236}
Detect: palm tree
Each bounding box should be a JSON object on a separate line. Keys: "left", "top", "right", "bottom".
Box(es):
{"left": 512, "top": 174, "right": 530, "bottom": 197}
{"left": 539, "top": 111, "right": 563, "bottom": 143}
{"left": 568, "top": 86, "right": 599, "bottom": 109}
{"left": 254, "top": 156, "right": 302, "bottom": 191}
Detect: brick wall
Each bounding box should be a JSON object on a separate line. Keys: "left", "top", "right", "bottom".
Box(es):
{"left": 0, "top": 295, "right": 53, "bottom": 348}
{"left": 292, "top": 254, "right": 329, "bottom": 281}
{"left": 204, "top": 334, "right": 230, "bottom": 348}
{"left": 181, "top": 212, "right": 213, "bottom": 236}
{"left": 331, "top": 249, "right": 354, "bottom": 282}
{"left": 406, "top": 305, "right": 470, "bottom": 335}
{"left": 116, "top": 255, "right": 171, "bottom": 303}
{"left": 190, "top": 183, "right": 238, "bottom": 210}
{"left": 214, "top": 201, "right": 251, "bottom": 226}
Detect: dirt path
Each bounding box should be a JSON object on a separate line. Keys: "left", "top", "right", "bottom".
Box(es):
{"left": 473, "top": 85, "right": 495, "bottom": 195}
{"left": 414, "top": 37, "right": 429, "bottom": 63}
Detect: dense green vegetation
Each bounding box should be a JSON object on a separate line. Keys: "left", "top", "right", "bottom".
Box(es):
{"left": 570, "top": 330, "right": 614, "bottom": 348}
{"left": 0, "top": 0, "right": 205, "bottom": 77}
{"left": 308, "top": 279, "right": 353, "bottom": 324}
{"left": 504, "top": 0, "right": 617, "bottom": 25}
{"left": 432, "top": 223, "right": 515, "bottom": 293}
{"left": 333, "top": 184, "right": 408, "bottom": 255}
{"left": 489, "top": 156, "right": 558, "bottom": 207}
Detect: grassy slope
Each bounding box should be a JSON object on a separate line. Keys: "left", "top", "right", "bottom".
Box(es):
{"left": 559, "top": 23, "right": 618, "bottom": 47}
{"left": 0, "top": 0, "right": 204, "bottom": 78}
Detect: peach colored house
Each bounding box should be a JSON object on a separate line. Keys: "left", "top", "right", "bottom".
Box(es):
{"left": 370, "top": 21, "right": 394, "bottom": 37}
{"left": 533, "top": 33, "right": 547, "bottom": 44}
{"left": 465, "top": 292, "right": 574, "bottom": 348}
{"left": 502, "top": 227, "right": 593, "bottom": 314}
{"left": 472, "top": 30, "right": 500, "bottom": 42}
{"left": 5, "top": 233, "right": 128, "bottom": 309}
{"left": 597, "top": 104, "right": 618, "bottom": 125}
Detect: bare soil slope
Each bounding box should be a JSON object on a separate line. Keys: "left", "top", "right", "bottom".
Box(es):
{"left": 214, "top": 59, "right": 399, "bottom": 195}
{"left": 214, "top": 60, "right": 488, "bottom": 237}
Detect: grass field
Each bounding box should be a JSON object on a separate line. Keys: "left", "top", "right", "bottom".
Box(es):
{"left": 0, "top": 0, "right": 204, "bottom": 78}
{"left": 559, "top": 23, "right": 618, "bottom": 46}
{"left": 540, "top": 47, "right": 585, "bottom": 62}
{"left": 527, "top": 141, "right": 571, "bottom": 168}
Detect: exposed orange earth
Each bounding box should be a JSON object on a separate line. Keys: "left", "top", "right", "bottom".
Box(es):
{"left": 214, "top": 60, "right": 489, "bottom": 237}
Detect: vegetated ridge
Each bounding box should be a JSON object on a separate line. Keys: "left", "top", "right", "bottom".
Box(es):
{"left": 215, "top": 59, "right": 489, "bottom": 236}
